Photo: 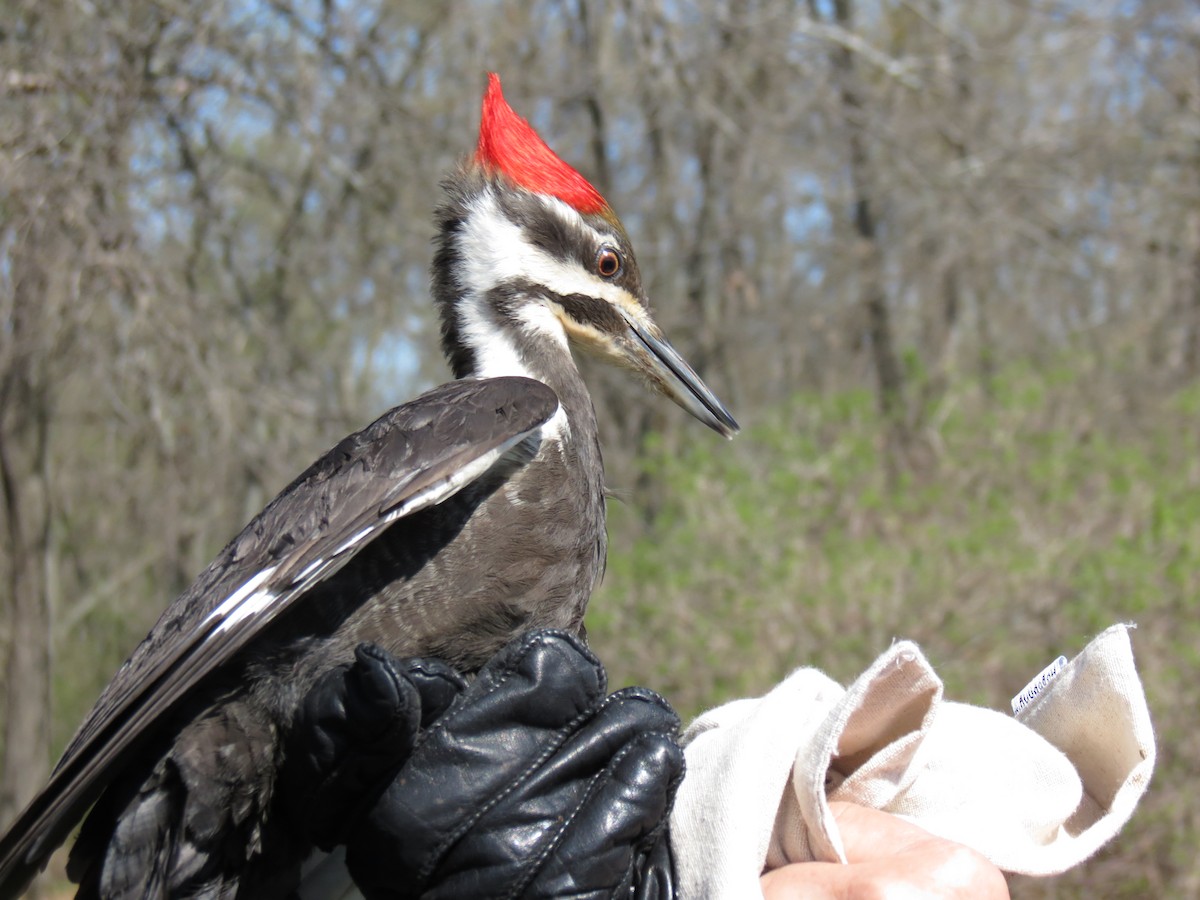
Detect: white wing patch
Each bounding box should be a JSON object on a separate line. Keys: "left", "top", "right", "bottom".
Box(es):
{"left": 194, "top": 415, "right": 555, "bottom": 639}
{"left": 201, "top": 566, "right": 279, "bottom": 634}
{"left": 382, "top": 421, "right": 555, "bottom": 520}
{"left": 332, "top": 525, "right": 376, "bottom": 557}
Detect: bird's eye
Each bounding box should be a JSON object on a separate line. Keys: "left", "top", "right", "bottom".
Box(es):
{"left": 596, "top": 247, "right": 622, "bottom": 278}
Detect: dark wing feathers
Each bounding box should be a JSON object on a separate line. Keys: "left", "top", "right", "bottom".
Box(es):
{"left": 0, "top": 375, "right": 558, "bottom": 899}
{"left": 71, "top": 697, "right": 279, "bottom": 899}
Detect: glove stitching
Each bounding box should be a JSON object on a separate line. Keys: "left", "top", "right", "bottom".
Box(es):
{"left": 417, "top": 701, "right": 597, "bottom": 889}
{"left": 503, "top": 730, "right": 671, "bottom": 900}
{"left": 413, "top": 633, "right": 604, "bottom": 889}
{"left": 627, "top": 730, "right": 685, "bottom": 899}
{"left": 505, "top": 743, "right": 638, "bottom": 900}
{"left": 603, "top": 688, "right": 681, "bottom": 734}
{"left": 600, "top": 729, "right": 684, "bottom": 900}
{"left": 496, "top": 700, "right": 681, "bottom": 899}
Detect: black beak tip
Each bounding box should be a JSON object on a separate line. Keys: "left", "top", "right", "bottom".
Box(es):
{"left": 711, "top": 410, "right": 740, "bottom": 439}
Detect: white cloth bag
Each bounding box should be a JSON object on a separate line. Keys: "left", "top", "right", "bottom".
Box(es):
{"left": 670, "top": 624, "right": 1155, "bottom": 898}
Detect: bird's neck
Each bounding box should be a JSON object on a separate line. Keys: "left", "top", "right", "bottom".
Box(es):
{"left": 457, "top": 294, "right": 597, "bottom": 448}
{"left": 432, "top": 179, "right": 599, "bottom": 453}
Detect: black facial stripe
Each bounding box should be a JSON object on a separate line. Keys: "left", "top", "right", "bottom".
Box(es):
{"left": 486, "top": 281, "right": 530, "bottom": 323}
{"left": 554, "top": 293, "right": 628, "bottom": 334}
{"left": 432, "top": 207, "right": 477, "bottom": 378}
{"left": 496, "top": 189, "right": 592, "bottom": 270}
{"left": 491, "top": 279, "right": 627, "bottom": 336}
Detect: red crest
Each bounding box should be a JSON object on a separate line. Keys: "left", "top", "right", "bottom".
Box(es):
{"left": 475, "top": 73, "right": 607, "bottom": 216}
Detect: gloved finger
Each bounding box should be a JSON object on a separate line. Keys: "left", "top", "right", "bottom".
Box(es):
{"left": 347, "top": 631, "right": 606, "bottom": 893}
{"left": 630, "top": 827, "right": 677, "bottom": 900}
{"left": 426, "top": 730, "right": 684, "bottom": 900}
{"left": 506, "top": 687, "right": 680, "bottom": 897}
{"left": 495, "top": 687, "right": 679, "bottom": 816}
{"left": 285, "top": 644, "right": 453, "bottom": 849}
{"left": 423, "top": 689, "right": 680, "bottom": 898}
{"left": 404, "top": 656, "right": 469, "bottom": 727}
{"left": 415, "top": 630, "right": 607, "bottom": 768}
{"left": 522, "top": 732, "right": 684, "bottom": 899}
{"left": 465, "top": 628, "right": 607, "bottom": 716}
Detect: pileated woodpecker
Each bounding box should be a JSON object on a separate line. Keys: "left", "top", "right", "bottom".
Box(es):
{"left": 0, "top": 74, "right": 737, "bottom": 898}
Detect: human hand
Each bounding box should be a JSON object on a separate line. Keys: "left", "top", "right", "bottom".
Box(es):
{"left": 288, "top": 630, "right": 683, "bottom": 899}
{"left": 278, "top": 642, "right": 468, "bottom": 851}
{"left": 760, "top": 801, "right": 1010, "bottom": 899}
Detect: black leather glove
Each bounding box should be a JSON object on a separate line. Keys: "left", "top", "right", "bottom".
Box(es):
{"left": 278, "top": 643, "right": 468, "bottom": 851}
{"left": 288, "top": 630, "right": 683, "bottom": 899}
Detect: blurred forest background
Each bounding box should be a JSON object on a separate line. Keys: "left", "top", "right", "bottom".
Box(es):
{"left": 1, "top": 0, "right": 1196, "bottom": 895}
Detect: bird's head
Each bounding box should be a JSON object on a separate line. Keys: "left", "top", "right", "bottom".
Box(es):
{"left": 433, "top": 74, "right": 738, "bottom": 439}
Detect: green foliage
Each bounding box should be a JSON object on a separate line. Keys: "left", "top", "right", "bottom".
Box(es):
{"left": 587, "top": 360, "right": 1198, "bottom": 897}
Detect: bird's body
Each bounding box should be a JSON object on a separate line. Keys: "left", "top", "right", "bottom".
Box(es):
{"left": 0, "top": 75, "right": 736, "bottom": 899}
{"left": 65, "top": 373, "right": 600, "bottom": 898}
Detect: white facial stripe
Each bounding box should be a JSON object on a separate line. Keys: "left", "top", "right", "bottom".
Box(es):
{"left": 455, "top": 291, "right": 530, "bottom": 379}
{"left": 452, "top": 294, "right": 569, "bottom": 442}
{"left": 452, "top": 188, "right": 603, "bottom": 445}
{"left": 542, "top": 195, "right": 612, "bottom": 253}
{"left": 515, "top": 303, "right": 570, "bottom": 351}
{"left": 543, "top": 401, "right": 570, "bottom": 441}
{"left": 455, "top": 190, "right": 557, "bottom": 381}
{"left": 458, "top": 190, "right": 633, "bottom": 310}
{"left": 539, "top": 196, "right": 651, "bottom": 327}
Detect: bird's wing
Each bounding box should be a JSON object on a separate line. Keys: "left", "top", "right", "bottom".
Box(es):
{"left": 0, "top": 375, "right": 559, "bottom": 899}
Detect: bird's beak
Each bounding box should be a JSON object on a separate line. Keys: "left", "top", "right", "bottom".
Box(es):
{"left": 623, "top": 315, "right": 739, "bottom": 438}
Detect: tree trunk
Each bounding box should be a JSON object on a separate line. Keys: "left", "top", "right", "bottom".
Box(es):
{"left": 829, "top": 0, "right": 908, "bottom": 444}
{"left": 0, "top": 323, "right": 53, "bottom": 831}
